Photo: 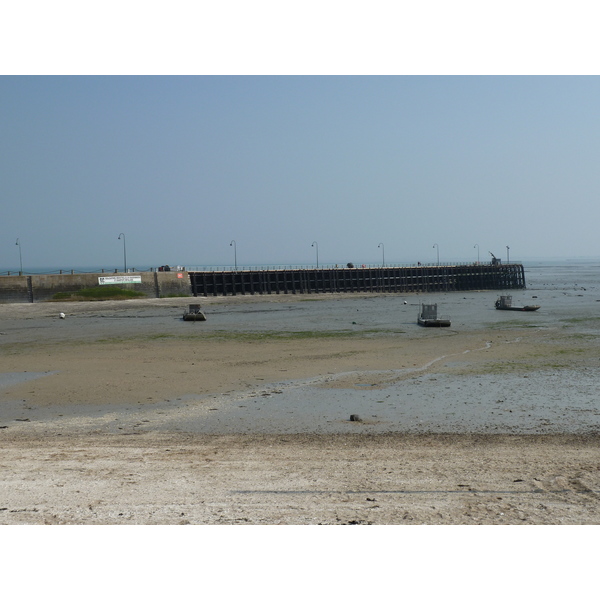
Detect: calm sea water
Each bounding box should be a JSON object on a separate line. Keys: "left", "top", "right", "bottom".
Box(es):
{"left": 524, "top": 260, "right": 600, "bottom": 292}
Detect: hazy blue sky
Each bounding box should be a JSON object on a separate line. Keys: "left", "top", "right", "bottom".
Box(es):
{"left": 2, "top": 75, "right": 600, "bottom": 271}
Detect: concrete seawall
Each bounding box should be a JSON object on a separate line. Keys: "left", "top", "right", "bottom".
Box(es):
{"left": 0, "top": 272, "right": 192, "bottom": 304}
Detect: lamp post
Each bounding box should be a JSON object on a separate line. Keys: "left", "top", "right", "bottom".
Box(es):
{"left": 117, "top": 233, "right": 127, "bottom": 273}
{"left": 15, "top": 238, "right": 23, "bottom": 273}
{"left": 311, "top": 241, "right": 319, "bottom": 268}
{"left": 433, "top": 243, "right": 439, "bottom": 266}
{"left": 474, "top": 243, "right": 480, "bottom": 263}
{"left": 378, "top": 243, "right": 385, "bottom": 267}
{"left": 506, "top": 245, "right": 510, "bottom": 263}
{"left": 230, "top": 240, "right": 237, "bottom": 270}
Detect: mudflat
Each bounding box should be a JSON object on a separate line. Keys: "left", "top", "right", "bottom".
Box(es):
{"left": 1, "top": 292, "right": 599, "bottom": 524}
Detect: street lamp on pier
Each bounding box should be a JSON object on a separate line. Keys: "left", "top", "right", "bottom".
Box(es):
{"left": 506, "top": 245, "right": 510, "bottom": 263}
{"left": 230, "top": 240, "right": 237, "bottom": 271}
{"left": 15, "top": 238, "right": 23, "bottom": 273}
{"left": 118, "top": 233, "right": 127, "bottom": 273}
{"left": 378, "top": 243, "right": 385, "bottom": 267}
{"left": 433, "top": 243, "right": 439, "bottom": 266}
{"left": 311, "top": 241, "right": 319, "bottom": 268}
{"left": 474, "top": 243, "right": 480, "bottom": 263}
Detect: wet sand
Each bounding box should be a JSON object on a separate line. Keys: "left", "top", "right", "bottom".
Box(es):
{"left": 1, "top": 291, "right": 600, "bottom": 524}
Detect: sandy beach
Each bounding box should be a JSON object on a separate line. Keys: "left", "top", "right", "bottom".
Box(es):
{"left": 1, "top": 291, "right": 600, "bottom": 524}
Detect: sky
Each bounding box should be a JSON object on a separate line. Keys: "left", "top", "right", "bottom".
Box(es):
{"left": 2, "top": 6, "right": 600, "bottom": 272}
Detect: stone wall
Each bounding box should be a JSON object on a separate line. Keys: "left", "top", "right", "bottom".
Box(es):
{"left": 0, "top": 272, "right": 192, "bottom": 304}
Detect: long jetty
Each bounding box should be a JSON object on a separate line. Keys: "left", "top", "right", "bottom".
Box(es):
{"left": 189, "top": 263, "right": 526, "bottom": 297}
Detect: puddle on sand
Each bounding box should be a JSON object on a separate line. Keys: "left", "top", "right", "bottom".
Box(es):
{"left": 140, "top": 364, "right": 600, "bottom": 436}
{"left": 0, "top": 371, "right": 58, "bottom": 390}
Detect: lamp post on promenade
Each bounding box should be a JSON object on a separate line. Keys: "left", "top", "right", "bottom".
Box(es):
{"left": 118, "top": 233, "right": 127, "bottom": 273}
{"left": 506, "top": 245, "right": 510, "bottom": 263}
{"left": 15, "top": 238, "right": 23, "bottom": 274}
{"left": 230, "top": 240, "right": 237, "bottom": 271}
{"left": 474, "top": 243, "right": 480, "bottom": 263}
{"left": 433, "top": 243, "right": 439, "bottom": 266}
{"left": 312, "top": 241, "right": 319, "bottom": 268}
{"left": 378, "top": 243, "right": 385, "bottom": 267}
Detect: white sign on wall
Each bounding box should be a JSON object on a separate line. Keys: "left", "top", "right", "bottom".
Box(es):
{"left": 98, "top": 276, "right": 142, "bottom": 285}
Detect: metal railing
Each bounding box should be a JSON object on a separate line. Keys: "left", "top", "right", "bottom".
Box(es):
{"left": 0, "top": 261, "right": 518, "bottom": 276}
